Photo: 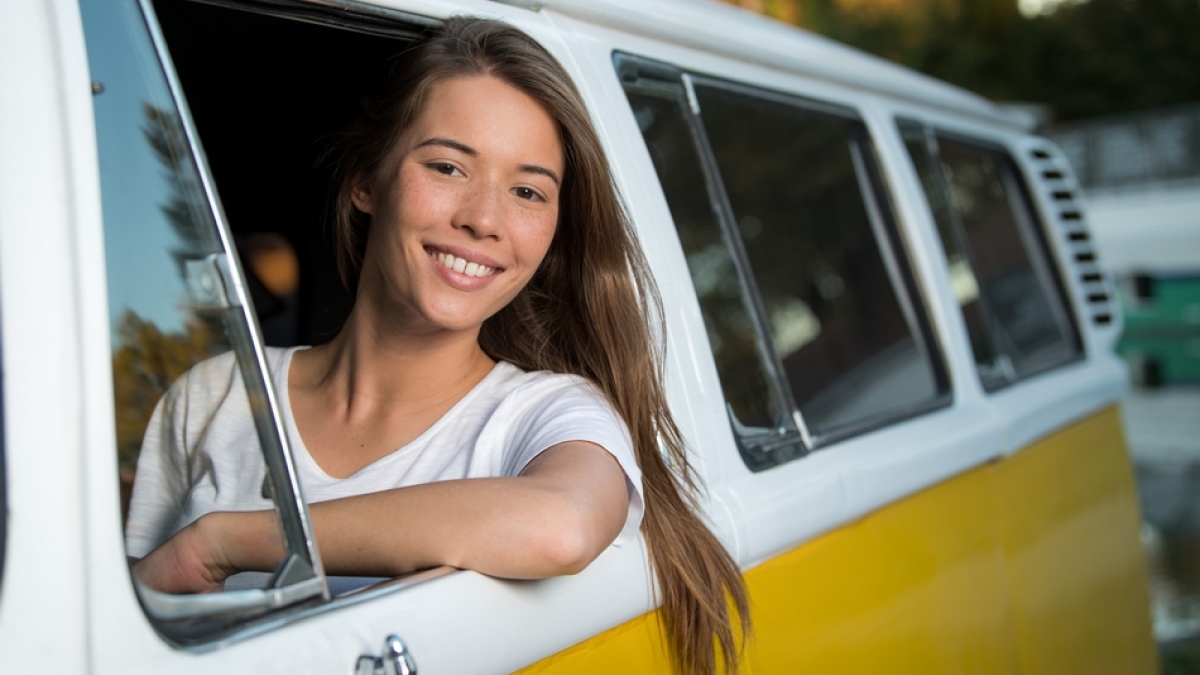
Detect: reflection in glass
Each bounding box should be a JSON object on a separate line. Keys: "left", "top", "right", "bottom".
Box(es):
{"left": 81, "top": 0, "right": 289, "bottom": 598}
{"left": 696, "top": 86, "right": 940, "bottom": 437}
{"left": 899, "top": 122, "right": 1004, "bottom": 387}
{"left": 625, "top": 89, "right": 803, "bottom": 467}
{"left": 900, "top": 120, "right": 1081, "bottom": 389}
{"left": 938, "top": 139, "right": 1077, "bottom": 376}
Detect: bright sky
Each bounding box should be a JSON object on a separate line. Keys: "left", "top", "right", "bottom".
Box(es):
{"left": 1018, "top": 0, "right": 1088, "bottom": 18}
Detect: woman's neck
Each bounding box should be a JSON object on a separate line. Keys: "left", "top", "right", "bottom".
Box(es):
{"left": 298, "top": 303, "right": 496, "bottom": 420}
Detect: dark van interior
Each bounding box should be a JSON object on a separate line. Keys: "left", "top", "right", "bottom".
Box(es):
{"left": 152, "top": 0, "right": 430, "bottom": 345}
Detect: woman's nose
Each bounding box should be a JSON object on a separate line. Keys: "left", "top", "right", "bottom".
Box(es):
{"left": 452, "top": 183, "right": 502, "bottom": 239}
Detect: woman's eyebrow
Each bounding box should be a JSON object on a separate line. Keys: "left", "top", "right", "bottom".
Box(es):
{"left": 415, "top": 137, "right": 476, "bottom": 155}
{"left": 520, "top": 164, "right": 561, "bottom": 188}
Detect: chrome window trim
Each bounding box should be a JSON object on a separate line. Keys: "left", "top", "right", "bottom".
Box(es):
{"left": 122, "top": 0, "right": 461, "bottom": 649}
{"left": 186, "top": 0, "right": 437, "bottom": 37}
{"left": 184, "top": 567, "right": 457, "bottom": 654}
{"left": 618, "top": 54, "right": 810, "bottom": 462}
{"left": 138, "top": 0, "right": 325, "bottom": 605}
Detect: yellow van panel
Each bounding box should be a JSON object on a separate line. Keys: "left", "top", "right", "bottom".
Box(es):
{"left": 992, "top": 406, "right": 1156, "bottom": 675}
{"left": 514, "top": 406, "right": 1155, "bottom": 674}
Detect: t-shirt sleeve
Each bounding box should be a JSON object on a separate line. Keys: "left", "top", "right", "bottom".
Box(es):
{"left": 124, "top": 372, "right": 193, "bottom": 559}
{"left": 496, "top": 377, "right": 644, "bottom": 547}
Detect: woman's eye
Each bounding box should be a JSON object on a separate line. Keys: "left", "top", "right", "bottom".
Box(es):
{"left": 514, "top": 187, "right": 544, "bottom": 202}
{"left": 430, "top": 163, "right": 460, "bottom": 176}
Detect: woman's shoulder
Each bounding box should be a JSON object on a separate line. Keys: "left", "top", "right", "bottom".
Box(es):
{"left": 481, "top": 363, "right": 623, "bottom": 434}
{"left": 171, "top": 346, "right": 301, "bottom": 394}
{"left": 489, "top": 362, "right": 604, "bottom": 403}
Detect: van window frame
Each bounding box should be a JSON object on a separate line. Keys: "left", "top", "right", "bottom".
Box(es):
{"left": 138, "top": 0, "right": 324, "bottom": 587}
{"left": 123, "top": 0, "right": 480, "bottom": 648}
{"left": 618, "top": 53, "right": 951, "bottom": 469}
{"left": 117, "top": 0, "right": 466, "bottom": 650}
{"left": 897, "top": 118, "right": 1085, "bottom": 390}
{"left": 80, "top": 0, "right": 440, "bottom": 647}
{"left": 0, "top": 329, "right": 6, "bottom": 590}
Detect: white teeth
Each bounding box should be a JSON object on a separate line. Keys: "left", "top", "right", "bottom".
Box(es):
{"left": 431, "top": 250, "right": 496, "bottom": 278}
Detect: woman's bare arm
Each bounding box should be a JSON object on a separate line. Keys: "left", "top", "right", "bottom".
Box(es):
{"left": 132, "top": 441, "right": 629, "bottom": 593}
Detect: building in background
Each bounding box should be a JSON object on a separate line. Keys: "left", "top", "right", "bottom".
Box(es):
{"left": 1051, "top": 104, "right": 1200, "bottom": 387}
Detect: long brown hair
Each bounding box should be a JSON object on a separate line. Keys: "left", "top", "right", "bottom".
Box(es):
{"left": 330, "top": 17, "right": 749, "bottom": 675}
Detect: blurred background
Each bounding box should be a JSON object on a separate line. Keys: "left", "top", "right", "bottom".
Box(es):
{"left": 719, "top": 0, "right": 1200, "bottom": 671}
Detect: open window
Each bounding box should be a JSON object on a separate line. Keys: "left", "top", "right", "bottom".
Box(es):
{"left": 619, "top": 55, "right": 950, "bottom": 470}
{"left": 80, "top": 0, "right": 440, "bottom": 645}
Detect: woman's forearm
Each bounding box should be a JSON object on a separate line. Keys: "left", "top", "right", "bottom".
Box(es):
{"left": 210, "top": 442, "right": 628, "bottom": 581}
{"left": 307, "top": 476, "right": 608, "bottom": 578}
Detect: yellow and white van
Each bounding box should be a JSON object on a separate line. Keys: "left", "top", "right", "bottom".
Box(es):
{"left": 0, "top": 0, "right": 1156, "bottom": 672}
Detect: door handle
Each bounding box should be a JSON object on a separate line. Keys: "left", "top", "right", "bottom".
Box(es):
{"left": 356, "top": 634, "right": 418, "bottom": 675}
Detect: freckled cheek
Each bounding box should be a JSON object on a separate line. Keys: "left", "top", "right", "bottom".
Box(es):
{"left": 512, "top": 211, "right": 559, "bottom": 267}
{"left": 394, "top": 175, "right": 454, "bottom": 229}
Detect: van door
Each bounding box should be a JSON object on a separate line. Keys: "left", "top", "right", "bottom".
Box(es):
{"left": 75, "top": 1, "right": 659, "bottom": 673}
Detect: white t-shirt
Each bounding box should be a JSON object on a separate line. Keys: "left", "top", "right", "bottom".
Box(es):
{"left": 125, "top": 346, "right": 644, "bottom": 559}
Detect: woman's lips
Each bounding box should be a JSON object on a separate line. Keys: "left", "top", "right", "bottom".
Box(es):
{"left": 430, "top": 249, "right": 497, "bottom": 278}
{"left": 424, "top": 246, "right": 504, "bottom": 290}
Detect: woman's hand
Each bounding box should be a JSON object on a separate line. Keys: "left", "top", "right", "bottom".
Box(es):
{"left": 131, "top": 514, "right": 238, "bottom": 594}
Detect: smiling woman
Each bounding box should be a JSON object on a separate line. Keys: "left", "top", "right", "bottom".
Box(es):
{"left": 124, "top": 16, "right": 748, "bottom": 675}
{"left": 347, "top": 76, "right": 563, "bottom": 335}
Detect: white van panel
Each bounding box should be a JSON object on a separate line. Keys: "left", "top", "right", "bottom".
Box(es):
{"left": 74, "top": 2, "right": 669, "bottom": 674}
{"left": 0, "top": 0, "right": 89, "bottom": 671}
{"left": 527, "top": 0, "right": 1029, "bottom": 130}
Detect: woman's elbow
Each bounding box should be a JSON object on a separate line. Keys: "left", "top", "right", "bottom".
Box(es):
{"left": 539, "top": 532, "right": 593, "bottom": 575}
{"left": 535, "top": 508, "right": 612, "bottom": 576}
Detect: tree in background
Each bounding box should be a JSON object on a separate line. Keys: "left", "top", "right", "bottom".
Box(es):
{"left": 112, "top": 310, "right": 219, "bottom": 477}
{"left": 1027, "top": 0, "right": 1200, "bottom": 120}
{"left": 722, "top": 0, "right": 1200, "bottom": 122}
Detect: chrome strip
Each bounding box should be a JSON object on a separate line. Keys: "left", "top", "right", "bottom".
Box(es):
{"left": 191, "top": 567, "right": 458, "bottom": 653}
{"left": 680, "top": 73, "right": 701, "bottom": 116}
{"left": 189, "top": 0, "right": 438, "bottom": 37}
{"left": 137, "top": 0, "right": 327, "bottom": 597}
{"left": 676, "top": 80, "right": 813, "bottom": 453}
{"left": 136, "top": 576, "right": 327, "bottom": 620}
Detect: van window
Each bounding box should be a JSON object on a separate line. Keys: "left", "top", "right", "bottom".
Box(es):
{"left": 81, "top": 0, "right": 323, "bottom": 642}
{"left": 625, "top": 88, "right": 805, "bottom": 468}
{"left": 620, "top": 56, "right": 950, "bottom": 468}
{"left": 898, "top": 121, "right": 1083, "bottom": 389}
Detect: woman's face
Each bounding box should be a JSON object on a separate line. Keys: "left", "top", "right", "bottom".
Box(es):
{"left": 352, "top": 75, "right": 564, "bottom": 336}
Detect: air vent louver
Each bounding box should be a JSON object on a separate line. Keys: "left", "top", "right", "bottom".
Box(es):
{"left": 1028, "top": 146, "right": 1116, "bottom": 327}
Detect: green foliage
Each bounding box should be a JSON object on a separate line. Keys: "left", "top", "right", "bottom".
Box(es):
{"left": 111, "top": 310, "right": 220, "bottom": 471}
{"left": 766, "top": 0, "right": 1200, "bottom": 122}
{"left": 1027, "top": 0, "right": 1200, "bottom": 120}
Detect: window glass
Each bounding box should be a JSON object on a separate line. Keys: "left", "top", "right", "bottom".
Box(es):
{"left": 621, "top": 57, "right": 948, "bottom": 465}
{"left": 898, "top": 122, "right": 1004, "bottom": 388}
{"left": 81, "top": 0, "right": 319, "bottom": 639}
{"left": 695, "top": 85, "right": 944, "bottom": 438}
{"left": 625, "top": 87, "right": 803, "bottom": 468}
{"left": 899, "top": 121, "right": 1082, "bottom": 388}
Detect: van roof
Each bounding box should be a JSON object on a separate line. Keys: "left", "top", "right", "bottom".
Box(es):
{"left": 499, "top": 0, "right": 1032, "bottom": 130}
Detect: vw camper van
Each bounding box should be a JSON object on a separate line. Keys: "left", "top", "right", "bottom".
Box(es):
{"left": 0, "top": 0, "right": 1155, "bottom": 672}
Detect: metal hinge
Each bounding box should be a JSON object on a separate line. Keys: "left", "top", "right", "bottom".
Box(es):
{"left": 356, "top": 634, "right": 418, "bottom": 675}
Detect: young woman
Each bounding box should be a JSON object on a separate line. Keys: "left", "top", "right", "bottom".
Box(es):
{"left": 125, "top": 17, "right": 748, "bottom": 675}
